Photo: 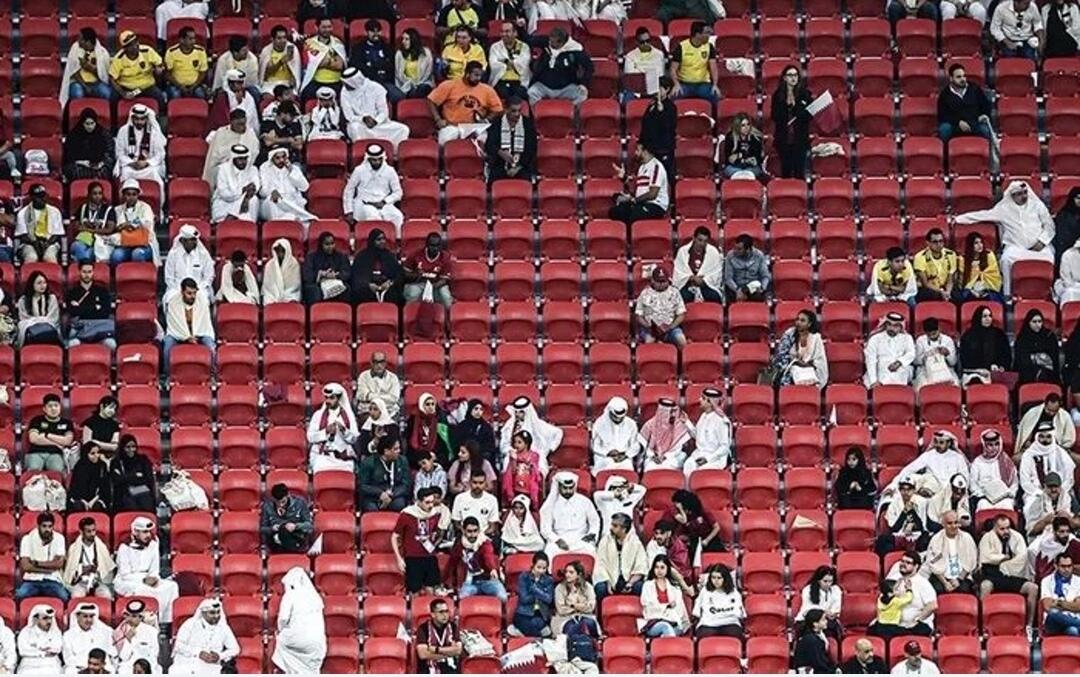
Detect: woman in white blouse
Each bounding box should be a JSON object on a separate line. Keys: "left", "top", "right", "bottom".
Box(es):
{"left": 692, "top": 563, "right": 744, "bottom": 638}
{"left": 640, "top": 555, "right": 690, "bottom": 638}
{"left": 794, "top": 565, "right": 843, "bottom": 640}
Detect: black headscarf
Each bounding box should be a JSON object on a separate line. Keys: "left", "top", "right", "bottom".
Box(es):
{"left": 959, "top": 305, "right": 1012, "bottom": 371}
{"left": 1045, "top": 1, "right": 1080, "bottom": 58}
{"left": 835, "top": 448, "right": 876, "bottom": 510}
{"left": 351, "top": 228, "right": 402, "bottom": 288}
{"left": 451, "top": 398, "right": 499, "bottom": 468}
{"left": 1064, "top": 321, "right": 1080, "bottom": 390}
{"left": 1013, "top": 309, "right": 1061, "bottom": 385}
{"left": 67, "top": 446, "right": 113, "bottom": 512}
{"left": 64, "top": 108, "right": 113, "bottom": 164}
{"left": 1054, "top": 187, "right": 1080, "bottom": 271}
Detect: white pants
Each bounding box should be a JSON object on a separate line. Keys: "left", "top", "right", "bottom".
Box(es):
{"left": 683, "top": 449, "right": 729, "bottom": 479}
{"left": 1055, "top": 281, "right": 1080, "bottom": 306}
{"left": 260, "top": 195, "right": 316, "bottom": 224}
{"left": 1000, "top": 243, "right": 1054, "bottom": 296}
{"left": 117, "top": 165, "right": 165, "bottom": 194}
{"left": 867, "top": 363, "right": 913, "bottom": 387}
{"left": 437, "top": 123, "right": 489, "bottom": 146}
{"left": 211, "top": 196, "right": 258, "bottom": 224}
{"left": 348, "top": 120, "right": 410, "bottom": 151}
{"left": 352, "top": 203, "right": 404, "bottom": 233}
{"left": 940, "top": 0, "right": 987, "bottom": 22}
{"left": 543, "top": 538, "right": 596, "bottom": 561}
{"left": 591, "top": 456, "right": 636, "bottom": 476}
{"left": 643, "top": 450, "right": 687, "bottom": 472}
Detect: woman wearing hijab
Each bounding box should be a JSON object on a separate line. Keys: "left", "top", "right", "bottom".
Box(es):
{"left": 1013, "top": 308, "right": 1061, "bottom": 385}
{"left": 1043, "top": 0, "right": 1080, "bottom": 57}
{"left": 272, "top": 567, "right": 327, "bottom": 674}
{"left": 448, "top": 439, "right": 498, "bottom": 497}
{"left": 451, "top": 399, "right": 499, "bottom": 468}
{"left": 1055, "top": 187, "right": 1080, "bottom": 269}
{"left": 1065, "top": 323, "right": 1080, "bottom": 422}
{"left": 501, "top": 494, "right": 545, "bottom": 554}
{"left": 641, "top": 398, "right": 693, "bottom": 471}
{"left": 351, "top": 228, "right": 403, "bottom": 305}
{"left": 970, "top": 429, "right": 1019, "bottom": 510}
{"left": 17, "top": 271, "right": 62, "bottom": 346}
{"left": 67, "top": 442, "right": 113, "bottom": 513}
{"left": 1055, "top": 238, "right": 1080, "bottom": 305}
{"left": 406, "top": 393, "right": 450, "bottom": 468}
{"left": 959, "top": 305, "right": 1012, "bottom": 384}
{"left": 216, "top": 250, "right": 260, "bottom": 304}
{"left": 358, "top": 397, "right": 395, "bottom": 457}
{"left": 261, "top": 237, "right": 302, "bottom": 304}
{"left": 836, "top": 447, "right": 877, "bottom": 510}
{"left": 16, "top": 605, "right": 63, "bottom": 674}
{"left": 64, "top": 108, "right": 115, "bottom": 180}
{"left": 956, "top": 232, "right": 1004, "bottom": 303}
{"left": 770, "top": 308, "right": 829, "bottom": 387}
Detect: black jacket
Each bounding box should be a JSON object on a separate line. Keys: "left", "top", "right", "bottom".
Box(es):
{"left": 793, "top": 632, "right": 837, "bottom": 674}
{"left": 840, "top": 656, "right": 886, "bottom": 674}
{"left": 532, "top": 42, "right": 593, "bottom": 90}
{"left": 640, "top": 99, "right": 677, "bottom": 157}
{"left": 770, "top": 88, "right": 812, "bottom": 149}
{"left": 484, "top": 113, "right": 537, "bottom": 181}
{"left": 349, "top": 38, "right": 394, "bottom": 84}
{"left": 937, "top": 85, "right": 991, "bottom": 128}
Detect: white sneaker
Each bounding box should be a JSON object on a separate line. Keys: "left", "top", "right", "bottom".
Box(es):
{"left": 506, "top": 625, "right": 523, "bottom": 637}
{"left": 1027, "top": 626, "right": 1036, "bottom": 642}
{"left": 9, "top": 169, "right": 20, "bottom": 179}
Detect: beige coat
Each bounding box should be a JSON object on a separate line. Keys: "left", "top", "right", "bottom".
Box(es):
{"left": 978, "top": 528, "right": 1028, "bottom": 578}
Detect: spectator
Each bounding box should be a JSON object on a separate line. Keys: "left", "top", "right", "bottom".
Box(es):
{"left": 484, "top": 97, "right": 537, "bottom": 183}
{"left": 1014, "top": 308, "right": 1061, "bottom": 385}
{"left": 0, "top": 197, "right": 14, "bottom": 263}
{"left": 70, "top": 183, "right": 116, "bottom": 263}
{"left": 669, "top": 22, "right": 718, "bottom": 102}
{"left": 990, "top": 0, "right": 1044, "bottom": 59}
{"left": 979, "top": 515, "right": 1039, "bottom": 625}
{"left": 503, "top": 430, "right": 544, "bottom": 506}
{"left": 211, "top": 145, "right": 260, "bottom": 224}
{"left": 489, "top": 22, "right": 531, "bottom": 100}
{"left": 358, "top": 398, "right": 396, "bottom": 457}
{"left": 529, "top": 28, "right": 592, "bottom": 107}
{"left": 449, "top": 439, "right": 498, "bottom": 497}
{"left": 115, "top": 519, "right": 180, "bottom": 624}
{"left": 1044, "top": 0, "right": 1080, "bottom": 56}
{"left": 956, "top": 181, "right": 1054, "bottom": 295}
{"left": 841, "top": 638, "right": 887, "bottom": 674}
{"left": 658, "top": 0, "right": 725, "bottom": 21}
{"left": 498, "top": 396, "right": 562, "bottom": 473}
{"left": 170, "top": 599, "right": 240, "bottom": 674}
{"left": 211, "top": 35, "right": 260, "bottom": 95}
{"left": 640, "top": 76, "right": 677, "bottom": 180}
{"left": 914, "top": 230, "right": 960, "bottom": 301}
{"left": 646, "top": 520, "right": 693, "bottom": 588}
{"left": 593, "top": 513, "right": 648, "bottom": 600}
{"left": 202, "top": 108, "right": 259, "bottom": 184}
{"left": 1041, "top": 552, "right": 1080, "bottom": 636}
{"left": 924, "top": 510, "right": 978, "bottom": 594}
{"left": 884, "top": 430, "right": 969, "bottom": 499}
{"left": 959, "top": 305, "right": 1012, "bottom": 382}
{"left": 64, "top": 110, "right": 114, "bottom": 181}
{"left": 114, "top": 600, "right": 159, "bottom": 673}
{"left": 507, "top": 553, "right": 559, "bottom": 640}
{"left": 63, "top": 602, "right": 116, "bottom": 674}
{"left": 723, "top": 234, "right": 771, "bottom": 301}
{"left": 876, "top": 477, "right": 931, "bottom": 555}
{"left": 297, "top": 0, "right": 347, "bottom": 23}
{"left": 1056, "top": 239, "right": 1080, "bottom": 305}
{"left": 864, "top": 312, "right": 916, "bottom": 387}
{"left": 913, "top": 318, "right": 959, "bottom": 391}
{"left": 260, "top": 102, "right": 305, "bottom": 163}
{"left": 635, "top": 266, "right": 687, "bottom": 348}
{"left": 793, "top": 609, "right": 837, "bottom": 674}
{"left": 306, "top": 87, "right": 346, "bottom": 138}
{"left": 641, "top": 398, "right": 693, "bottom": 471}
{"left": 354, "top": 349, "right": 401, "bottom": 419}
{"left": 260, "top": 483, "right": 314, "bottom": 554}
{"left": 415, "top": 451, "right": 449, "bottom": 498}
{"left": 883, "top": 552, "right": 938, "bottom": 636}
{"left": 428, "top": 61, "right": 504, "bottom": 145}
{"left": 392, "top": 487, "right": 447, "bottom": 594}
{"left": 416, "top": 598, "right": 463, "bottom": 673}
{"left": 692, "top": 563, "right": 744, "bottom": 637}
{"left": 437, "top": 0, "right": 484, "bottom": 45}
{"left": 836, "top": 447, "right": 878, "bottom": 510}
{"left": 350, "top": 19, "right": 394, "bottom": 87}
{"left": 540, "top": 472, "right": 601, "bottom": 559}
{"left": 62, "top": 516, "right": 115, "bottom": 599}
{"left": 666, "top": 489, "right": 724, "bottom": 554}
{"left": 870, "top": 582, "right": 914, "bottom": 639}
{"left": 937, "top": 64, "right": 992, "bottom": 142}
{"left": 942, "top": 0, "right": 988, "bottom": 21}
{"left": 722, "top": 113, "right": 766, "bottom": 180}
{"left": 307, "top": 382, "right": 359, "bottom": 473}
{"left": 395, "top": 28, "right": 435, "bottom": 100}
{"left": 272, "top": 568, "right": 327, "bottom": 674}
{"left": 164, "top": 26, "right": 209, "bottom": 99}
{"left": 164, "top": 224, "right": 214, "bottom": 304}
{"left": 956, "top": 232, "right": 1005, "bottom": 303}
{"left": 891, "top": 641, "right": 941, "bottom": 676}
{"left": 16, "top": 606, "right": 63, "bottom": 673}
{"left": 302, "top": 231, "right": 352, "bottom": 304}
{"left": 359, "top": 435, "right": 412, "bottom": 512}
{"left": 301, "top": 19, "right": 347, "bottom": 100}
{"left": 610, "top": 143, "right": 670, "bottom": 225}
{"left": 25, "top": 393, "right": 73, "bottom": 472}
{"left": 770, "top": 65, "right": 812, "bottom": 178}
{"left": 452, "top": 400, "right": 498, "bottom": 468}
{"left": 14, "top": 184, "right": 64, "bottom": 264}
{"left": 1033, "top": 517, "right": 1080, "bottom": 582}
{"left": 403, "top": 232, "right": 454, "bottom": 309}
{"left": 80, "top": 395, "right": 120, "bottom": 461}
{"left": 163, "top": 278, "right": 216, "bottom": 374}
{"left": 684, "top": 388, "right": 732, "bottom": 475}
{"left": 795, "top": 566, "right": 843, "bottom": 639}
{"left": 452, "top": 472, "right": 501, "bottom": 536}
{"left": 1020, "top": 423, "right": 1076, "bottom": 502}
{"left": 108, "top": 31, "right": 164, "bottom": 106}
{"left": 67, "top": 443, "right": 113, "bottom": 513}
{"left": 442, "top": 26, "right": 487, "bottom": 82}
{"left": 209, "top": 69, "right": 259, "bottom": 131}
{"left": 217, "top": 250, "right": 260, "bottom": 304}
{"left": 641, "top": 555, "right": 690, "bottom": 638}
{"left": 262, "top": 238, "right": 302, "bottom": 303}
{"left": 258, "top": 149, "right": 315, "bottom": 226}
{"left": 888, "top": 0, "right": 940, "bottom": 26}
{"left": 674, "top": 226, "right": 724, "bottom": 303}
{"left": 927, "top": 473, "right": 972, "bottom": 530}
{"left": 17, "top": 271, "right": 63, "bottom": 346}
{"left": 502, "top": 494, "right": 545, "bottom": 554}
{"left": 343, "top": 144, "right": 404, "bottom": 232}
{"left": 552, "top": 560, "right": 598, "bottom": 636}
{"left": 1055, "top": 187, "right": 1080, "bottom": 267}
{"left": 111, "top": 434, "right": 157, "bottom": 512}
{"left": 590, "top": 397, "right": 642, "bottom": 474}
{"left": 1017, "top": 393, "right": 1076, "bottom": 457}
{"left": 110, "top": 182, "right": 157, "bottom": 266}
{"left": 447, "top": 516, "right": 508, "bottom": 601}
{"left": 60, "top": 28, "right": 112, "bottom": 103}
{"left": 971, "top": 429, "right": 1018, "bottom": 510}
{"left": 340, "top": 68, "right": 410, "bottom": 150}
{"left": 771, "top": 308, "right": 829, "bottom": 388}
{"left": 350, "top": 231, "right": 401, "bottom": 308}
{"left": 1024, "top": 472, "right": 1077, "bottom": 538}
{"left": 868, "top": 247, "right": 917, "bottom": 305}
{"left": 16, "top": 512, "right": 68, "bottom": 602}
{"left": 594, "top": 477, "right": 646, "bottom": 534}
{"left": 257, "top": 25, "right": 301, "bottom": 96}
{"left": 624, "top": 27, "right": 666, "bottom": 98}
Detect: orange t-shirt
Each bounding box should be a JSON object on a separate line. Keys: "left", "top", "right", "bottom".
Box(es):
{"left": 427, "top": 79, "right": 504, "bottom": 125}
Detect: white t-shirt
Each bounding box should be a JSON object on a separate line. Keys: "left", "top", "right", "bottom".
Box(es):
{"left": 1040, "top": 572, "right": 1080, "bottom": 618}
{"left": 633, "top": 157, "right": 669, "bottom": 210}
{"left": 886, "top": 567, "right": 937, "bottom": 629}
{"left": 451, "top": 491, "right": 501, "bottom": 531}
{"left": 693, "top": 589, "right": 744, "bottom": 628}
{"left": 891, "top": 658, "right": 941, "bottom": 676}
{"left": 19, "top": 532, "right": 66, "bottom": 583}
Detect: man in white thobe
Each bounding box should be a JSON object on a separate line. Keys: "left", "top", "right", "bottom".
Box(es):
{"left": 114, "top": 599, "right": 161, "bottom": 674}
{"left": 590, "top": 396, "right": 641, "bottom": 475}
{"left": 113, "top": 104, "right": 166, "bottom": 191}
{"left": 211, "top": 145, "right": 259, "bottom": 224}
{"left": 955, "top": 180, "right": 1055, "bottom": 295}
{"left": 202, "top": 109, "right": 260, "bottom": 183}
{"left": 1016, "top": 393, "right": 1077, "bottom": 459}
{"left": 970, "top": 428, "right": 1019, "bottom": 511}
{"left": 307, "top": 383, "right": 360, "bottom": 474}
{"left": 62, "top": 603, "right": 116, "bottom": 674}
{"left": 593, "top": 475, "right": 646, "bottom": 532}
{"left": 343, "top": 144, "right": 404, "bottom": 233}
{"left": 216, "top": 69, "right": 259, "bottom": 129}
{"left": 864, "top": 311, "right": 916, "bottom": 387}
{"left": 259, "top": 147, "right": 316, "bottom": 225}
{"left": 1019, "top": 422, "right": 1077, "bottom": 499}
{"left": 168, "top": 599, "right": 239, "bottom": 676}
{"left": 16, "top": 605, "right": 62, "bottom": 674}
{"left": 307, "top": 87, "right": 346, "bottom": 140}
{"left": 540, "top": 472, "right": 601, "bottom": 560}
{"left": 884, "top": 430, "right": 970, "bottom": 498}
{"left": 0, "top": 617, "right": 14, "bottom": 673}
{"left": 684, "top": 387, "right": 732, "bottom": 476}
{"left": 155, "top": 0, "right": 208, "bottom": 40}
{"left": 355, "top": 352, "right": 401, "bottom": 420}
{"left": 163, "top": 224, "right": 215, "bottom": 305}
{"left": 114, "top": 517, "right": 180, "bottom": 623}
{"left": 340, "top": 67, "right": 410, "bottom": 150}
{"left": 499, "top": 396, "right": 564, "bottom": 477}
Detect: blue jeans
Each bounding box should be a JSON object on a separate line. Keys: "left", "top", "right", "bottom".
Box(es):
{"left": 644, "top": 620, "right": 679, "bottom": 637}
{"left": 69, "top": 81, "right": 112, "bottom": 99}
{"left": 637, "top": 326, "right": 686, "bottom": 346}
{"left": 166, "top": 84, "right": 207, "bottom": 100}
{"left": 887, "top": 0, "right": 939, "bottom": 25}
{"left": 460, "top": 579, "right": 509, "bottom": 602}
{"left": 1000, "top": 44, "right": 1039, "bottom": 61}
{"left": 594, "top": 580, "right": 644, "bottom": 602}
{"left": 110, "top": 246, "right": 153, "bottom": 264}
{"left": 0, "top": 246, "right": 11, "bottom": 263}
{"left": 15, "top": 579, "right": 70, "bottom": 602}
{"left": 163, "top": 335, "right": 216, "bottom": 376}
{"left": 71, "top": 241, "right": 95, "bottom": 263}
{"left": 676, "top": 82, "right": 718, "bottom": 103}
{"left": 1045, "top": 610, "right": 1080, "bottom": 637}
{"left": 938, "top": 121, "right": 992, "bottom": 142}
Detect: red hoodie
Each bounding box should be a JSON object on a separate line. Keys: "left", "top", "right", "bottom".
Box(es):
{"left": 446, "top": 537, "right": 500, "bottom": 586}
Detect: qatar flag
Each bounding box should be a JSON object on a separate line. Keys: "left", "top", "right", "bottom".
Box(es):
{"left": 807, "top": 90, "right": 844, "bottom": 137}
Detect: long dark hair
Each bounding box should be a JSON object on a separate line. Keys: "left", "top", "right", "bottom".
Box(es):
{"left": 704, "top": 563, "right": 736, "bottom": 594}
{"left": 797, "top": 309, "right": 820, "bottom": 334}
{"left": 802, "top": 608, "right": 826, "bottom": 635}
{"left": 21, "top": 271, "right": 49, "bottom": 306}
{"left": 1017, "top": 308, "right": 1048, "bottom": 340}
{"left": 460, "top": 439, "right": 485, "bottom": 475}
{"left": 807, "top": 566, "right": 836, "bottom": 605}
{"left": 672, "top": 489, "right": 704, "bottom": 519}
{"left": 962, "top": 233, "right": 989, "bottom": 285}
{"left": 647, "top": 554, "right": 675, "bottom": 582}
{"left": 398, "top": 27, "right": 425, "bottom": 59}
{"left": 773, "top": 64, "right": 808, "bottom": 99}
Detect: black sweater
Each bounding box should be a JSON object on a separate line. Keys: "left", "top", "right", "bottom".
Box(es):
{"left": 937, "top": 85, "right": 991, "bottom": 127}
{"left": 640, "top": 100, "right": 677, "bottom": 157}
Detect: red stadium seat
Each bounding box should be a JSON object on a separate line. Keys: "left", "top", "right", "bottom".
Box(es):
{"left": 987, "top": 637, "right": 1030, "bottom": 673}
{"left": 936, "top": 594, "right": 979, "bottom": 636}
{"left": 602, "top": 638, "right": 646, "bottom": 674}
{"left": 364, "top": 638, "right": 408, "bottom": 673}
{"left": 746, "top": 636, "right": 790, "bottom": 673}
{"left": 833, "top": 510, "right": 876, "bottom": 551}
{"left": 837, "top": 552, "right": 880, "bottom": 593}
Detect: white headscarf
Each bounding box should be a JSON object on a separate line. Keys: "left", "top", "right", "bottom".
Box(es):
{"left": 217, "top": 258, "right": 260, "bottom": 304}
{"left": 315, "top": 383, "right": 358, "bottom": 430}
{"left": 262, "top": 237, "right": 302, "bottom": 303}
{"left": 955, "top": 180, "right": 1054, "bottom": 250}
{"left": 361, "top": 396, "right": 394, "bottom": 432}
{"left": 281, "top": 567, "right": 323, "bottom": 613}
{"left": 501, "top": 494, "right": 545, "bottom": 552}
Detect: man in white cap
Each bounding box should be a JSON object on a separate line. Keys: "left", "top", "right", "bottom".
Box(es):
{"left": 499, "top": 396, "right": 563, "bottom": 476}
{"left": 16, "top": 605, "right": 62, "bottom": 674}
{"left": 169, "top": 598, "right": 239, "bottom": 675}
{"left": 62, "top": 602, "right": 116, "bottom": 674}
{"left": 864, "top": 311, "right": 916, "bottom": 387}
{"left": 155, "top": 0, "right": 208, "bottom": 41}
{"left": 301, "top": 18, "right": 348, "bottom": 101}
{"left": 14, "top": 184, "right": 64, "bottom": 264}
{"left": 110, "top": 179, "right": 157, "bottom": 264}
{"left": 340, "top": 66, "right": 410, "bottom": 150}
{"left": 1020, "top": 422, "right": 1077, "bottom": 501}
{"left": 114, "top": 599, "right": 160, "bottom": 673}
{"left": 113, "top": 104, "right": 166, "bottom": 190}
{"left": 954, "top": 180, "right": 1055, "bottom": 295}
{"left": 539, "top": 471, "right": 601, "bottom": 559}
{"left": 114, "top": 517, "right": 180, "bottom": 623}
{"left": 593, "top": 476, "right": 646, "bottom": 532}
{"left": 259, "top": 147, "right": 316, "bottom": 225}
{"left": 211, "top": 145, "right": 260, "bottom": 224}
{"left": 164, "top": 224, "right": 215, "bottom": 304}
{"left": 308, "top": 383, "right": 360, "bottom": 474}
{"left": 684, "top": 387, "right": 732, "bottom": 476}
{"left": 210, "top": 69, "right": 258, "bottom": 129}
{"left": 590, "top": 396, "right": 641, "bottom": 474}
{"left": 307, "top": 86, "right": 346, "bottom": 140}
{"left": 342, "top": 143, "right": 404, "bottom": 232}
{"left": 202, "top": 108, "right": 259, "bottom": 183}
{"left": 884, "top": 429, "right": 970, "bottom": 499}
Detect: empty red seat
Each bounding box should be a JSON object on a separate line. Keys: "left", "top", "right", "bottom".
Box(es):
{"left": 600, "top": 596, "right": 643, "bottom": 637}
{"left": 987, "top": 637, "right": 1030, "bottom": 673}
